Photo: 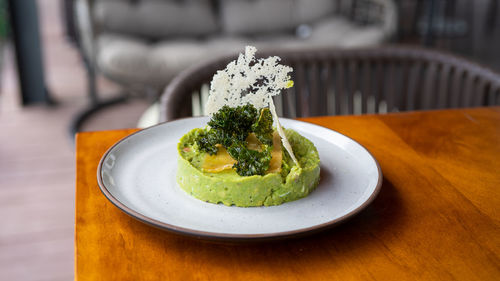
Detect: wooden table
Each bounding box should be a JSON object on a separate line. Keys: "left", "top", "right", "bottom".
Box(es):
{"left": 75, "top": 107, "right": 500, "bottom": 281}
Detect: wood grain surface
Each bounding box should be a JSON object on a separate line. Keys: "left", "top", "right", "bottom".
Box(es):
{"left": 75, "top": 107, "right": 500, "bottom": 281}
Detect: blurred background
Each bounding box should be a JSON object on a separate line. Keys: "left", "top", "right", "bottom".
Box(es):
{"left": 0, "top": 0, "right": 498, "bottom": 280}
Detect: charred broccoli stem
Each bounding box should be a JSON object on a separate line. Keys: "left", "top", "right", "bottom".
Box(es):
{"left": 196, "top": 104, "right": 274, "bottom": 176}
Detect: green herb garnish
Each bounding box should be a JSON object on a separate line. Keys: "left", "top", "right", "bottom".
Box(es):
{"left": 252, "top": 108, "right": 274, "bottom": 146}
{"left": 196, "top": 104, "right": 274, "bottom": 176}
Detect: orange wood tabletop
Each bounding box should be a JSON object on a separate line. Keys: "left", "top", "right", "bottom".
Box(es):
{"left": 75, "top": 107, "right": 500, "bottom": 281}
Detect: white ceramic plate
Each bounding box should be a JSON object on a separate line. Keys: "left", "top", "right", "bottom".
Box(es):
{"left": 98, "top": 117, "right": 382, "bottom": 241}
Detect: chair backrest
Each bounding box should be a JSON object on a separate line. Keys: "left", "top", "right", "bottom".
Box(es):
{"left": 160, "top": 46, "right": 500, "bottom": 122}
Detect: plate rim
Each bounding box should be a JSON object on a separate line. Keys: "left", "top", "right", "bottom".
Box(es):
{"left": 96, "top": 117, "right": 383, "bottom": 242}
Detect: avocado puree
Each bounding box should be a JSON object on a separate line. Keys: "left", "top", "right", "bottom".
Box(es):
{"left": 176, "top": 128, "right": 320, "bottom": 207}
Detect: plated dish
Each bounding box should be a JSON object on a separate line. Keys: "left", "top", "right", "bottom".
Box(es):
{"left": 177, "top": 46, "right": 320, "bottom": 207}
{"left": 97, "top": 117, "right": 382, "bottom": 241}
{"left": 98, "top": 46, "right": 382, "bottom": 241}
{"left": 177, "top": 106, "right": 320, "bottom": 207}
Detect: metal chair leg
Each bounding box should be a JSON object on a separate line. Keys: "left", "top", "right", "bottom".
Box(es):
{"left": 68, "top": 55, "right": 129, "bottom": 139}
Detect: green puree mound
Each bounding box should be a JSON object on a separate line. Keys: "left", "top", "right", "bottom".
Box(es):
{"left": 177, "top": 128, "right": 320, "bottom": 207}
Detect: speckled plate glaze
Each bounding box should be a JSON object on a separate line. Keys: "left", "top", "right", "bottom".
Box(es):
{"left": 97, "top": 117, "right": 382, "bottom": 242}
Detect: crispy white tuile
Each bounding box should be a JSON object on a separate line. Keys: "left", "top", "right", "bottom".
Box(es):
{"left": 269, "top": 98, "right": 299, "bottom": 166}
{"left": 205, "top": 46, "right": 299, "bottom": 166}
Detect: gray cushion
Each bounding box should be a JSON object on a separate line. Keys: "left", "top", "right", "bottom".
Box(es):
{"left": 308, "top": 17, "right": 385, "bottom": 47}
{"left": 93, "top": 0, "right": 218, "bottom": 40}
{"left": 219, "top": 0, "right": 337, "bottom": 35}
{"left": 294, "top": 0, "right": 337, "bottom": 23}
{"left": 97, "top": 34, "right": 158, "bottom": 85}
{"left": 97, "top": 35, "right": 203, "bottom": 86}
{"left": 96, "top": 34, "right": 249, "bottom": 87}
{"left": 219, "top": 0, "right": 295, "bottom": 35}
{"left": 96, "top": 17, "right": 385, "bottom": 88}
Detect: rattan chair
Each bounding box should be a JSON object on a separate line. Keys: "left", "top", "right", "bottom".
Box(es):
{"left": 160, "top": 46, "right": 500, "bottom": 122}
